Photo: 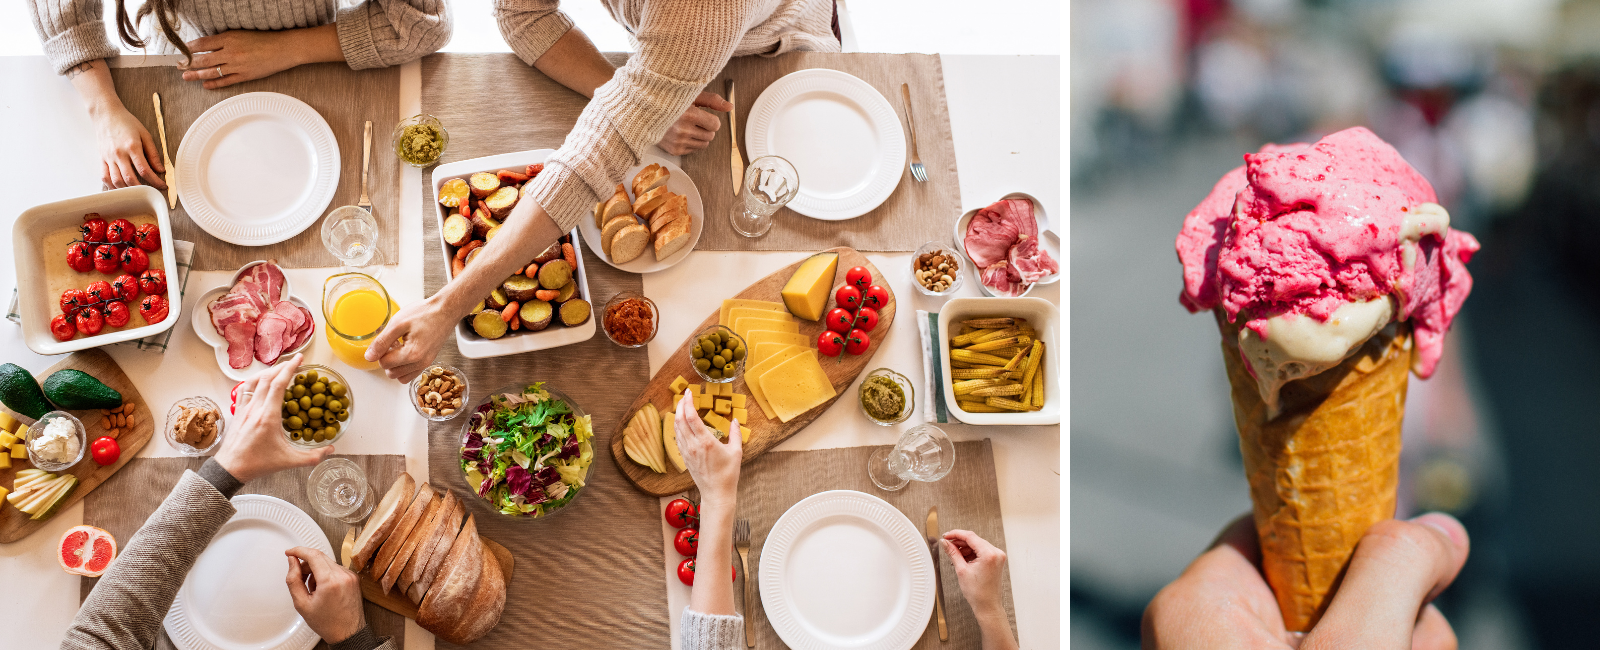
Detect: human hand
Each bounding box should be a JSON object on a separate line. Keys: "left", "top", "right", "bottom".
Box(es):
{"left": 285, "top": 546, "right": 366, "bottom": 644}
{"left": 179, "top": 31, "right": 304, "bottom": 90}
{"left": 91, "top": 105, "right": 165, "bottom": 190}
{"left": 942, "top": 529, "right": 1009, "bottom": 615}
{"left": 365, "top": 297, "right": 449, "bottom": 383}
{"left": 214, "top": 354, "right": 332, "bottom": 482}
{"left": 1141, "top": 513, "right": 1470, "bottom": 650}
{"left": 658, "top": 92, "right": 733, "bottom": 155}
{"left": 673, "top": 389, "right": 741, "bottom": 505}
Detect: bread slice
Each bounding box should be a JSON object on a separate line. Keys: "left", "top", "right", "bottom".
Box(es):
{"left": 592, "top": 201, "right": 605, "bottom": 231}
{"left": 436, "top": 542, "right": 507, "bottom": 645}
{"left": 381, "top": 487, "right": 444, "bottom": 593}
{"left": 610, "top": 224, "right": 651, "bottom": 264}
{"left": 351, "top": 473, "right": 416, "bottom": 572}
{"left": 648, "top": 198, "right": 680, "bottom": 233}
{"left": 632, "top": 185, "right": 672, "bottom": 217}
{"left": 655, "top": 219, "right": 692, "bottom": 260}
{"left": 632, "top": 163, "right": 668, "bottom": 198}
{"left": 401, "top": 490, "right": 457, "bottom": 593}
{"left": 600, "top": 215, "right": 636, "bottom": 258}
{"left": 414, "top": 496, "right": 466, "bottom": 599}
{"left": 368, "top": 482, "right": 435, "bottom": 582}
{"left": 601, "top": 184, "right": 632, "bottom": 223}
{"left": 418, "top": 514, "right": 484, "bottom": 638}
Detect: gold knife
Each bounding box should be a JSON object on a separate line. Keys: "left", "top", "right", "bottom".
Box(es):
{"left": 727, "top": 78, "right": 743, "bottom": 196}
{"left": 926, "top": 506, "right": 949, "bottom": 641}
{"left": 152, "top": 92, "right": 176, "bottom": 209}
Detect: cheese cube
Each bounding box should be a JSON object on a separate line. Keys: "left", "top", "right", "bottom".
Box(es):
{"left": 714, "top": 399, "right": 732, "bottom": 415}
{"left": 0, "top": 412, "right": 17, "bottom": 433}
{"left": 732, "top": 407, "right": 748, "bottom": 424}
{"left": 0, "top": 454, "right": 9, "bottom": 470}
{"left": 695, "top": 393, "right": 714, "bottom": 410}
{"left": 670, "top": 376, "right": 689, "bottom": 395}
{"left": 704, "top": 412, "right": 731, "bottom": 435}
{"left": 0, "top": 432, "right": 15, "bottom": 448}
{"left": 731, "top": 394, "right": 748, "bottom": 408}
{"left": 715, "top": 383, "right": 730, "bottom": 397}
{"left": 780, "top": 252, "right": 839, "bottom": 321}
{"left": 759, "top": 352, "right": 839, "bottom": 422}
{"left": 11, "top": 444, "right": 28, "bottom": 459}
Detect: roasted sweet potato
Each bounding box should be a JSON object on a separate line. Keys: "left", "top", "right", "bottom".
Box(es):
{"left": 464, "top": 247, "right": 484, "bottom": 266}
{"left": 502, "top": 275, "right": 540, "bottom": 302}
{"left": 532, "top": 243, "right": 562, "bottom": 264}
{"left": 486, "top": 287, "right": 510, "bottom": 310}
{"left": 472, "top": 311, "right": 508, "bottom": 339}
{"left": 537, "top": 259, "right": 572, "bottom": 290}
{"left": 485, "top": 225, "right": 502, "bottom": 242}
{"left": 470, "top": 210, "right": 500, "bottom": 238}
{"left": 554, "top": 279, "right": 576, "bottom": 303}
{"left": 519, "top": 300, "right": 553, "bottom": 331}
{"left": 442, "top": 214, "right": 473, "bottom": 247}
{"left": 437, "top": 178, "right": 470, "bottom": 207}
{"left": 559, "top": 298, "right": 591, "bottom": 327}
{"left": 484, "top": 186, "right": 519, "bottom": 219}
{"left": 469, "top": 172, "right": 500, "bottom": 198}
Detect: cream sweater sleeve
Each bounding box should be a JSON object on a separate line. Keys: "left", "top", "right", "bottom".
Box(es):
{"left": 337, "top": 0, "right": 454, "bottom": 70}
{"left": 680, "top": 609, "right": 744, "bottom": 650}
{"left": 522, "top": 0, "right": 753, "bottom": 232}
{"left": 495, "top": 0, "right": 577, "bottom": 67}
{"left": 26, "top": 0, "right": 120, "bottom": 75}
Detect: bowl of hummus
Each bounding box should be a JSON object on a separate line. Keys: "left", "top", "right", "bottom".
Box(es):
{"left": 164, "top": 397, "right": 224, "bottom": 456}
{"left": 28, "top": 411, "right": 85, "bottom": 471}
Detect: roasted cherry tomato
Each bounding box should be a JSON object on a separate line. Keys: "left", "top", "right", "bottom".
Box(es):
{"left": 846, "top": 266, "right": 873, "bottom": 291}
{"left": 66, "top": 241, "right": 95, "bottom": 273}
{"left": 673, "top": 527, "right": 700, "bottom": 557}
{"left": 825, "top": 307, "right": 855, "bottom": 333}
{"left": 102, "top": 301, "right": 131, "bottom": 328}
{"left": 863, "top": 285, "right": 890, "bottom": 310}
{"left": 853, "top": 306, "right": 879, "bottom": 332}
{"left": 844, "top": 328, "right": 871, "bottom": 355}
{"left": 834, "top": 285, "right": 862, "bottom": 311}
{"left": 106, "top": 218, "right": 135, "bottom": 244}
{"left": 120, "top": 247, "right": 150, "bottom": 274}
{"left": 133, "top": 223, "right": 161, "bottom": 251}
{"left": 80, "top": 214, "right": 108, "bottom": 243}
{"left": 110, "top": 274, "right": 139, "bottom": 302}
{"left": 84, "top": 281, "right": 114, "bottom": 303}
{"left": 139, "top": 294, "right": 169, "bottom": 324}
{"left": 677, "top": 558, "right": 697, "bottom": 585}
{"left": 817, "top": 330, "right": 845, "bottom": 357}
{"left": 665, "top": 498, "right": 698, "bottom": 528}
{"left": 60, "top": 289, "right": 88, "bottom": 317}
{"left": 49, "top": 314, "right": 76, "bottom": 342}
{"left": 90, "top": 436, "right": 121, "bottom": 466}
{"left": 93, "top": 244, "right": 121, "bottom": 274}
{"left": 138, "top": 269, "right": 167, "bottom": 296}
{"left": 75, "top": 308, "right": 104, "bottom": 335}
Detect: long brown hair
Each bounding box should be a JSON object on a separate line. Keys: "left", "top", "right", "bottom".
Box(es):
{"left": 114, "top": 0, "right": 192, "bottom": 64}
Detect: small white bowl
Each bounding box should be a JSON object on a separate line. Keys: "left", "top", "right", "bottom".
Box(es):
{"left": 952, "top": 192, "right": 1061, "bottom": 297}
{"left": 27, "top": 411, "right": 86, "bottom": 471}
{"left": 191, "top": 261, "right": 314, "bottom": 381}
{"left": 938, "top": 297, "right": 1060, "bottom": 425}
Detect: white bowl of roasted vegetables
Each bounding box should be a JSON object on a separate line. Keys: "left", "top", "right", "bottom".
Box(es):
{"left": 460, "top": 383, "right": 595, "bottom": 518}
{"left": 432, "top": 150, "right": 596, "bottom": 359}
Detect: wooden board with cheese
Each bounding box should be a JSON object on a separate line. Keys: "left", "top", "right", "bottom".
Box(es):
{"left": 609, "top": 247, "right": 896, "bottom": 497}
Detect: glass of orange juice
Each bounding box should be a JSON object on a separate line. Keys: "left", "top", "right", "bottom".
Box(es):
{"left": 323, "top": 273, "right": 398, "bottom": 370}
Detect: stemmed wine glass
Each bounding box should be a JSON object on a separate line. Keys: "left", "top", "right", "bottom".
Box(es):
{"left": 868, "top": 424, "right": 956, "bottom": 491}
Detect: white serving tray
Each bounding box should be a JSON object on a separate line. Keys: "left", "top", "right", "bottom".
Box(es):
{"left": 952, "top": 192, "right": 1062, "bottom": 297}
{"left": 938, "top": 296, "right": 1060, "bottom": 425}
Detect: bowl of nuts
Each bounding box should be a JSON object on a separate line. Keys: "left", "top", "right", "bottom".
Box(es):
{"left": 411, "top": 364, "right": 469, "bottom": 421}
{"left": 912, "top": 242, "right": 964, "bottom": 296}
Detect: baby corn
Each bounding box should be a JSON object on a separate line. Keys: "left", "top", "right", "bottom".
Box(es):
{"left": 985, "top": 396, "right": 1031, "bottom": 411}
{"left": 971, "top": 384, "right": 1026, "bottom": 397}
{"left": 957, "top": 401, "right": 1005, "bottom": 413}
{"left": 951, "top": 349, "right": 1011, "bottom": 366}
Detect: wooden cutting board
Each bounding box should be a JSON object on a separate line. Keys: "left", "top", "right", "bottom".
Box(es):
{"left": 0, "top": 349, "right": 154, "bottom": 543}
{"left": 356, "top": 537, "right": 514, "bottom": 620}
{"left": 609, "top": 247, "right": 897, "bottom": 496}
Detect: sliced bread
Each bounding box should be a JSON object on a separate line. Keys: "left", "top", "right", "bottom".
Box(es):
{"left": 401, "top": 490, "right": 458, "bottom": 593}
{"left": 632, "top": 163, "right": 669, "bottom": 198}
{"left": 381, "top": 488, "right": 444, "bottom": 593}
{"left": 367, "top": 482, "right": 435, "bottom": 581}
{"left": 648, "top": 198, "right": 682, "bottom": 233}
{"left": 601, "top": 184, "right": 632, "bottom": 222}
{"left": 592, "top": 201, "right": 605, "bottom": 230}
{"left": 436, "top": 543, "right": 507, "bottom": 645}
{"left": 417, "top": 514, "right": 484, "bottom": 637}
{"left": 600, "top": 215, "right": 636, "bottom": 258}
{"left": 610, "top": 223, "right": 651, "bottom": 263}
{"left": 632, "top": 185, "right": 672, "bottom": 217}
{"left": 655, "top": 219, "right": 692, "bottom": 260}
{"left": 350, "top": 473, "right": 416, "bottom": 572}
{"left": 414, "top": 496, "right": 467, "bottom": 599}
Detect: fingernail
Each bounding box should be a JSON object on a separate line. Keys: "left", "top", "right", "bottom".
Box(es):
{"left": 1410, "top": 512, "right": 1468, "bottom": 549}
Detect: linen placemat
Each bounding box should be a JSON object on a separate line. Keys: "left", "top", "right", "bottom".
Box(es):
{"left": 110, "top": 63, "right": 400, "bottom": 271}
{"left": 81, "top": 455, "right": 408, "bottom": 649}
{"left": 737, "top": 440, "right": 1017, "bottom": 649}
{"left": 684, "top": 52, "right": 963, "bottom": 252}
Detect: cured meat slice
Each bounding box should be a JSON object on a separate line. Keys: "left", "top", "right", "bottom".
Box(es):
{"left": 273, "top": 301, "right": 307, "bottom": 332}
{"left": 240, "top": 261, "right": 287, "bottom": 303}
{"left": 997, "top": 199, "right": 1038, "bottom": 237}
{"left": 1009, "top": 236, "right": 1058, "bottom": 284}
{"left": 224, "top": 322, "right": 259, "bottom": 369}
{"left": 254, "top": 313, "right": 292, "bottom": 364}
{"left": 980, "top": 262, "right": 1026, "bottom": 297}
{"left": 291, "top": 306, "right": 316, "bottom": 350}
{"left": 963, "top": 206, "right": 1022, "bottom": 269}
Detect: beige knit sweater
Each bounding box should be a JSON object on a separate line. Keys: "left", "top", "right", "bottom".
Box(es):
{"left": 27, "top": 0, "right": 451, "bottom": 75}
{"left": 498, "top": 0, "right": 839, "bottom": 234}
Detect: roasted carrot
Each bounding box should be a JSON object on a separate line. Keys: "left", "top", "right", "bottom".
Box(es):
{"left": 451, "top": 256, "right": 465, "bottom": 278}
{"left": 497, "top": 169, "right": 531, "bottom": 183}
{"left": 561, "top": 243, "right": 576, "bottom": 269}
{"left": 509, "top": 312, "right": 522, "bottom": 330}
{"left": 502, "top": 301, "right": 520, "bottom": 322}
{"left": 454, "top": 239, "right": 484, "bottom": 261}
{"left": 458, "top": 200, "right": 470, "bottom": 218}
{"left": 525, "top": 262, "right": 539, "bottom": 277}
{"left": 535, "top": 289, "right": 559, "bottom": 301}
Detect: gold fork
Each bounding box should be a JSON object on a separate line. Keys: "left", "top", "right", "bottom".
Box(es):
{"left": 735, "top": 518, "right": 754, "bottom": 647}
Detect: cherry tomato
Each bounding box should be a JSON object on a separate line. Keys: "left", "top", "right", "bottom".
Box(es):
{"left": 853, "top": 306, "right": 880, "bottom": 332}
{"left": 673, "top": 527, "right": 700, "bottom": 557}
{"left": 825, "top": 307, "right": 855, "bottom": 333}
{"left": 75, "top": 308, "right": 104, "bottom": 335}
{"left": 139, "top": 294, "right": 169, "bottom": 324}
{"left": 80, "top": 214, "right": 108, "bottom": 243}
{"left": 817, "top": 330, "right": 845, "bottom": 357}
{"left": 665, "top": 498, "right": 698, "bottom": 528}
{"left": 93, "top": 244, "right": 121, "bottom": 274}
{"left": 120, "top": 247, "right": 150, "bottom": 274}
{"left": 863, "top": 285, "right": 890, "bottom": 310}
{"left": 66, "top": 241, "right": 95, "bottom": 273}
{"left": 84, "top": 281, "right": 114, "bottom": 304}
{"left": 677, "top": 557, "right": 697, "bottom": 585}
{"left": 138, "top": 269, "right": 167, "bottom": 296}
{"left": 133, "top": 223, "right": 161, "bottom": 251}
{"left": 102, "top": 301, "right": 131, "bottom": 328}
{"left": 834, "top": 285, "right": 862, "bottom": 311}
{"left": 106, "top": 219, "right": 135, "bottom": 244}
{"left": 49, "top": 314, "right": 76, "bottom": 342}
{"left": 844, "top": 329, "right": 871, "bottom": 355}
{"left": 846, "top": 266, "right": 873, "bottom": 291}
{"left": 110, "top": 274, "right": 139, "bottom": 302}
{"left": 60, "top": 289, "right": 88, "bottom": 317}
{"left": 90, "top": 436, "right": 121, "bottom": 466}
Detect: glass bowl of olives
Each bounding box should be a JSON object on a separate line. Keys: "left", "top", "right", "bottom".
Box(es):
{"left": 281, "top": 364, "right": 353, "bottom": 447}
{"left": 688, "top": 325, "right": 747, "bottom": 383}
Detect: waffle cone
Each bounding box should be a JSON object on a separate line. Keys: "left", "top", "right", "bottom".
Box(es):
{"left": 1216, "top": 311, "right": 1411, "bottom": 632}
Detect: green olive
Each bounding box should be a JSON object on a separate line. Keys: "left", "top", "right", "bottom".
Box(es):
{"left": 313, "top": 431, "right": 326, "bottom": 443}
{"left": 694, "top": 358, "right": 711, "bottom": 372}
{"left": 308, "top": 382, "right": 324, "bottom": 395}
{"left": 732, "top": 347, "right": 746, "bottom": 361}
{"left": 326, "top": 421, "right": 340, "bottom": 434}
{"left": 295, "top": 396, "right": 309, "bottom": 410}
{"left": 307, "top": 407, "right": 324, "bottom": 420}
{"left": 291, "top": 384, "right": 306, "bottom": 398}
{"left": 286, "top": 415, "right": 304, "bottom": 429}
{"left": 309, "top": 394, "right": 325, "bottom": 407}
{"left": 336, "top": 409, "right": 349, "bottom": 422}
{"left": 285, "top": 401, "right": 300, "bottom": 415}
{"left": 300, "top": 428, "right": 314, "bottom": 439}
{"left": 723, "top": 363, "right": 736, "bottom": 375}
{"left": 326, "top": 399, "right": 342, "bottom": 412}
{"left": 284, "top": 390, "right": 294, "bottom": 401}
{"left": 699, "top": 340, "right": 716, "bottom": 356}
{"left": 330, "top": 383, "right": 347, "bottom": 397}
{"left": 691, "top": 346, "right": 705, "bottom": 359}
{"left": 288, "top": 430, "right": 301, "bottom": 441}
{"left": 711, "top": 354, "right": 726, "bottom": 367}
{"left": 295, "top": 373, "right": 308, "bottom": 385}
{"left": 709, "top": 369, "right": 723, "bottom": 380}
{"left": 304, "top": 370, "right": 320, "bottom": 384}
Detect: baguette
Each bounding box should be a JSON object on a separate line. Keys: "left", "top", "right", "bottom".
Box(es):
{"left": 601, "top": 184, "right": 632, "bottom": 223}
{"left": 609, "top": 223, "right": 651, "bottom": 264}
{"left": 401, "top": 491, "right": 458, "bottom": 593}
{"left": 632, "top": 163, "right": 668, "bottom": 198}
{"left": 632, "top": 185, "right": 672, "bottom": 217}
{"left": 381, "top": 489, "right": 443, "bottom": 593}
{"left": 350, "top": 473, "right": 416, "bottom": 572}
{"left": 414, "top": 497, "right": 466, "bottom": 599}
{"left": 600, "top": 215, "right": 636, "bottom": 258}
{"left": 436, "top": 543, "right": 506, "bottom": 645}
{"left": 368, "top": 483, "right": 436, "bottom": 582}
{"left": 418, "top": 514, "right": 484, "bottom": 637}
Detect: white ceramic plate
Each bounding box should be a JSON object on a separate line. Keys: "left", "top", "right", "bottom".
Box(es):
{"left": 761, "top": 490, "right": 934, "bottom": 650}
{"left": 746, "top": 69, "right": 906, "bottom": 221}
{"left": 939, "top": 296, "right": 1060, "bottom": 425}
{"left": 176, "top": 92, "right": 340, "bottom": 246}
{"left": 953, "top": 192, "right": 1062, "bottom": 297}
{"left": 190, "top": 261, "right": 313, "bottom": 381}
{"left": 429, "top": 150, "right": 596, "bottom": 359}
{"left": 577, "top": 154, "right": 703, "bottom": 273}
{"left": 165, "top": 495, "right": 330, "bottom": 650}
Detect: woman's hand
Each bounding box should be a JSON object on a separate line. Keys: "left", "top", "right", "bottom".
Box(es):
{"left": 285, "top": 547, "right": 366, "bottom": 644}
{"left": 92, "top": 103, "right": 165, "bottom": 190}
{"left": 179, "top": 25, "right": 342, "bottom": 90}
{"left": 658, "top": 92, "right": 734, "bottom": 156}
{"left": 365, "top": 297, "right": 451, "bottom": 383}
{"left": 214, "top": 354, "right": 333, "bottom": 483}
{"left": 1142, "top": 513, "right": 1470, "bottom": 650}
{"left": 673, "top": 389, "right": 741, "bottom": 505}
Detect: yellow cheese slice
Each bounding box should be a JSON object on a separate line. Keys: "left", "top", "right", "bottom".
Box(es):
{"left": 730, "top": 308, "right": 795, "bottom": 331}
{"left": 747, "top": 330, "right": 812, "bottom": 353}
{"left": 760, "top": 352, "right": 839, "bottom": 422}
{"left": 734, "top": 316, "right": 799, "bottom": 344}
{"left": 752, "top": 342, "right": 797, "bottom": 367}
{"left": 745, "top": 347, "right": 812, "bottom": 419}
{"left": 719, "top": 299, "right": 789, "bottom": 328}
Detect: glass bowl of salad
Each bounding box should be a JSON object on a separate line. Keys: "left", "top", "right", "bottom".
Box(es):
{"left": 459, "top": 382, "right": 596, "bottom": 518}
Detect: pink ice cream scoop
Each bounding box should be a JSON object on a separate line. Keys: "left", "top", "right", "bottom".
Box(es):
{"left": 1176, "top": 126, "right": 1479, "bottom": 386}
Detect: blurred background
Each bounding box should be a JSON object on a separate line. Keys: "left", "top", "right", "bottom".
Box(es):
{"left": 1071, "top": 0, "right": 1600, "bottom": 647}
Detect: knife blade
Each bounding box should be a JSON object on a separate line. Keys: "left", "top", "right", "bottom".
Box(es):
{"left": 727, "top": 78, "right": 743, "bottom": 196}
{"left": 152, "top": 92, "right": 177, "bottom": 209}
{"left": 925, "top": 506, "right": 949, "bottom": 641}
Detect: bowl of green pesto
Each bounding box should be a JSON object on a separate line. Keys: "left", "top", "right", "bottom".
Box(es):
{"left": 393, "top": 114, "right": 448, "bottom": 167}
{"left": 859, "top": 368, "right": 914, "bottom": 425}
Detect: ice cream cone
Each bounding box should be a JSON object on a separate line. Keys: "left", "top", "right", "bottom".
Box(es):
{"left": 1215, "top": 311, "right": 1411, "bottom": 631}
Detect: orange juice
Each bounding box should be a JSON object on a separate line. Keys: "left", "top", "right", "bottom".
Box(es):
{"left": 322, "top": 273, "right": 396, "bottom": 370}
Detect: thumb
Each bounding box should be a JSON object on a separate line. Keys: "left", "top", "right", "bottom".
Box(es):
{"left": 364, "top": 321, "right": 405, "bottom": 362}
{"left": 285, "top": 555, "right": 312, "bottom": 609}
{"left": 696, "top": 91, "right": 733, "bottom": 112}
{"left": 727, "top": 418, "right": 742, "bottom": 453}
{"left": 1303, "top": 514, "right": 1469, "bottom": 649}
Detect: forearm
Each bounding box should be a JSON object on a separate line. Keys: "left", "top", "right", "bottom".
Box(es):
{"left": 287, "top": 24, "right": 346, "bottom": 66}
{"left": 975, "top": 606, "right": 1017, "bottom": 650}
{"left": 433, "top": 198, "right": 564, "bottom": 318}
{"left": 689, "top": 496, "right": 736, "bottom": 616}
{"left": 532, "top": 28, "right": 615, "bottom": 99}
{"left": 66, "top": 60, "right": 126, "bottom": 119}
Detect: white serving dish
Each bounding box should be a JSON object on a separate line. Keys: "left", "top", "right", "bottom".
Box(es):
{"left": 938, "top": 296, "right": 1060, "bottom": 425}
{"left": 430, "top": 150, "right": 596, "bottom": 359}
{"left": 576, "top": 153, "right": 704, "bottom": 273}
{"left": 953, "top": 192, "right": 1062, "bottom": 297}
{"left": 13, "top": 185, "right": 183, "bottom": 355}
{"left": 191, "top": 261, "right": 313, "bottom": 381}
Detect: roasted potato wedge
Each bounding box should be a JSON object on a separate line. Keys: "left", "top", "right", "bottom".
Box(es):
{"left": 472, "top": 310, "right": 509, "bottom": 339}
{"left": 469, "top": 172, "right": 500, "bottom": 198}
{"left": 519, "top": 300, "right": 553, "bottom": 332}
{"left": 502, "top": 275, "right": 540, "bottom": 303}
{"left": 442, "top": 214, "right": 473, "bottom": 247}
{"left": 438, "top": 178, "right": 471, "bottom": 207}
{"left": 484, "top": 186, "right": 519, "bottom": 218}
{"left": 559, "top": 298, "right": 591, "bottom": 327}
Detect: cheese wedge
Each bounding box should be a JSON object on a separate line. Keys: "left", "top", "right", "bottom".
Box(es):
{"left": 734, "top": 316, "right": 799, "bottom": 343}
{"left": 745, "top": 347, "right": 812, "bottom": 419}
{"left": 719, "top": 299, "right": 788, "bottom": 328}
{"left": 780, "top": 252, "right": 839, "bottom": 321}
{"left": 760, "top": 352, "right": 838, "bottom": 422}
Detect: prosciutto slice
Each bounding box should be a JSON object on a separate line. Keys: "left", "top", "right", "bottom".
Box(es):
{"left": 964, "top": 205, "right": 1022, "bottom": 268}
{"left": 963, "top": 198, "right": 1056, "bottom": 295}
{"left": 1009, "top": 236, "right": 1059, "bottom": 284}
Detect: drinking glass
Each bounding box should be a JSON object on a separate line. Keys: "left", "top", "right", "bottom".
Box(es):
{"left": 868, "top": 424, "right": 956, "bottom": 491}
{"left": 321, "top": 205, "right": 384, "bottom": 275}
{"left": 730, "top": 156, "right": 799, "bottom": 238}
{"left": 306, "top": 458, "right": 375, "bottom": 523}
{"left": 322, "top": 272, "right": 396, "bottom": 371}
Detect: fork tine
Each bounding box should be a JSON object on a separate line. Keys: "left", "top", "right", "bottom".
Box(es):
{"left": 735, "top": 518, "right": 751, "bottom": 545}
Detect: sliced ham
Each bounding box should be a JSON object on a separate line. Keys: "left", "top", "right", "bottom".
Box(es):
{"left": 208, "top": 261, "right": 305, "bottom": 369}
{"left": 963, "top": 206, "right": 1020, "bottom": 269}
{"left": 980, "top": 262, "right": 1026, "bottom": 297}
{"left": 254, "top": 313, "right": 293, "bottom": 364}
{"left": 1009, "top": 235, "right": 1059, "bottom": 284}
{"left": 290, "top": 306, "right": 315, "bottom": 351}
{"left": 223, "top": 322, "right": 259, "bottom": 369}
{"left": 964, "top": 198, "right": 1054, "bottom": 295}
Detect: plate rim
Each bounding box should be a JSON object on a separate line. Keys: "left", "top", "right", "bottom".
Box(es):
{"left": 175, "top": 92, "right": 341, "bottom": 247}
{"left": 575, "top": 153, "right": 705, "bottom": 274}
{"left": 746, "top": 68, "right": 906, "bottom": 221}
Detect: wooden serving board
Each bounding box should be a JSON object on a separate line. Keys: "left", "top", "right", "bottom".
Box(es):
{"left": 609, "top": 247, "right": 897, "bottom": 496}
{"left": 0, "top": 349, "right": 154, "bottom": 543}
{"left": 358, "top": 538, "right": 514, "bottom": 619}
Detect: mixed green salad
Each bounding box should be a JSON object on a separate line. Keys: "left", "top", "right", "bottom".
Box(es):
{"left": 461, "top": 383, "right": 594, "bottom": 517}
